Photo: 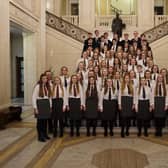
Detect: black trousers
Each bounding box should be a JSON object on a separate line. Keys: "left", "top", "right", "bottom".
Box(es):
{"left": 37, "top": 119, "right": 47, "bottom": 139}
{"left": 53, "top": 119, "right": 64, "bottom": 136}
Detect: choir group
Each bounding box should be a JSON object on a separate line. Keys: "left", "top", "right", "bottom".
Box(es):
{"left": 32, "top": 30, "right": 168, "bottom": 142}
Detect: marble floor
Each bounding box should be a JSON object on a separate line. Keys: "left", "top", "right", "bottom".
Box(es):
{"left": 1, "top": 110, "right": 168, "bottom": 168}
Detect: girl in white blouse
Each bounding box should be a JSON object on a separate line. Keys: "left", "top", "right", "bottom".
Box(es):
{"left": 51, "top": 76, "right": 67, "bottom": 138}
{"left": 99, "top": 78, "right": 118, "bottom": 136}
{"left": 67, "top": 75, "right": 84, "bottom": 137}
{"left": 135, "top": 77, "right": 153, "bottom": 137}
{"left": 118, "top": 74, "right": 136, "bottom": 137}
{"left": 32, "top": 73, "right": 52, "bottom": 142}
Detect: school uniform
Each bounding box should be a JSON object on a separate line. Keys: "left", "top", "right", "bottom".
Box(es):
{"left": 32, "top": 84, "right": 51, "bottom": 142}
{"left": 113, "top": 79, "right": 121, "bottom": 126}
{"left": 135, "top": 86, "right": 152, "bottom": 136}
{"left": 151, "top": 73, "right": 158, "bottom": 81}
{"left": 60, "top": 75, "right": 70, "bottom": 127}
{"left": 85, "top": 85, "right": 99, "bottom": 136}
{"left": 52, "top": 85, "right": 67, "bottom": 137}
{"left": 67, "top": 84, "right": 84, "bottom": 136}
{"left": 99, "top": 87, "right": 118, "bottom": 136}
{"left": 152, "top": 84, "right": 168, "bottom": 136}
{"left": 118, "top": 85, "right": 135, "bottom": 137}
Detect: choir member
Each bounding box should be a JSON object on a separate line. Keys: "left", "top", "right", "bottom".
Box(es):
{"left": 84, "top": 76, "right": 99, "bottom": 136}
{"left": 32, "top": 73, "right": 52, "bottom": 142}
{"left": 135, "top": 78, "right": 152, "bottom": 137}
{"left": 118, "top": 74, "right": 135, "bottom": 137}
{"left": 51, "top": 76, "right": 67, "bottom": 138}
{"left": 152, "top": 74, "right": 168, "bottom": 136}
{"left": 67, "top": 75, "right": 84, "bottom": 136}
{"left": 99, "top": 78, "right": 118, "bottom": 136}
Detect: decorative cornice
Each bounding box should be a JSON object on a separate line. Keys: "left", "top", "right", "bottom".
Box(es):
{"left": 46, "top": 11, "right": 89, "bottom": 43}
{"left": 144, "top": 21, "right": 168, "bottom": 43}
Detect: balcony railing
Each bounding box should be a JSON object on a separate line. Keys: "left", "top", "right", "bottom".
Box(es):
{"left": 154, "top": 15, "right": 168, "bottom": 26}
{"left": 95, "top": 15, "right": 137, "bottom": 30}
{"left": 62, "top": 15, "right": 79, "bottom": 26}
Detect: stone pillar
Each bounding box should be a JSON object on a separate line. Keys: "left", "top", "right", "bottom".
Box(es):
{"left": 0, "top": 0, "right": 10, "bottom": 109}
{"left": 137, "top": 0, "right": 154, "bottom": 30}
{"left": 79, "top": 0, "right": 95, "bottom": 31}
{"left": 23, "top": 33, "right": 37, "bottom": 105}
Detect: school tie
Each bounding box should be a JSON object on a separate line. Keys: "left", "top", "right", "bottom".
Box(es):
{"left": 139, "top": 73, "right": 141, "bottom": 80}
{"left": 73, "top": 85, "right": 77, "bottom": 97}
{"left": 64, "top": 77, "right": 67, "bottom": 88}
{"left": 127, "top": 85, "right": 131, "bottom": 95}
{"left": 107, "top": 59, "right": 109, "bottom": 68}
{"left": 132, "top": 65, "right": 134, "bottom": 71}
{"left": 117, "top": 80, "right": 120, "bottom": 90}
{"left": 153, "top": 74, "right": 156, "bottom": 80}
{"left": 159, "top": 84, "right": 162, "bottom": 96}
{"left": 91, "top": 86, "right": 94, "bottom": 97}
{"left": 142, "top": 87, "right": 146, "bottom": 99}
{"left": 84, "top": 58, "right": 86, "bottom": 67}
{"left": 44, "top": 86, "right": 48, "bottom": 96}
{"left": 108, "top": 88, "right": 111, "bottom": 100}
{"left": 56, "top": 85, "right": 59, "bottom": 98}
{"left": 148, "top": 80, "right": 151, "bottom": 88}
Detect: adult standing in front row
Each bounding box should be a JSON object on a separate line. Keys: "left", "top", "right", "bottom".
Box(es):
{"left": 32, "top": 73, "right": 51, "bottom": 142}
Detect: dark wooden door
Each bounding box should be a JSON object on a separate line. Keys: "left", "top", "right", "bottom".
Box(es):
{"left": 16, "top": 56, "right": 24, "bottom": 97}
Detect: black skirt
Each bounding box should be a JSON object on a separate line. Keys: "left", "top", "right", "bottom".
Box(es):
{"left": 137, "top": 100, "right": 151, "bottom": 120}
{"left": 85, "top": 97, "right": 98, "bottom": 119}
{"left": 121, "top": 96, "right": 133, "bottom": 118}
{"left": 101, "top": 99, "right": 117, "bottom": 121}
{"left": 154, "top": 96, "right": 166, "bottom": 118}
{"left": 69, "top": 98, "right": 82, "bottom": 120}
{"left": 51, "top": 98, "right": 64, "bottom": 120}
{"left": 36, "top": 99, "right": 51, "bottom": 119}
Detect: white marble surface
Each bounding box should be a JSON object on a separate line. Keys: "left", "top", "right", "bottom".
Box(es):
{"left": 52, "top": 138, "right": 168, "bottom": 168}
{"left": 0, "top": 128, "right": 31, "bottom": 151}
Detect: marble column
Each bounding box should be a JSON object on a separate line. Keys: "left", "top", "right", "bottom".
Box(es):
{"left": 137, "top": 0, "right": 154, "bottom": 29}
{"left": 79, "top": 0, "right": 95, "bottom": 32}
{"left": 0, "top": 0, "right": 11, "bottom": 109}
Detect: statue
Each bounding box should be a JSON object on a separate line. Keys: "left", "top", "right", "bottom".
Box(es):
{"left": 111, "top": 13, "right": 125, "bottom": 38}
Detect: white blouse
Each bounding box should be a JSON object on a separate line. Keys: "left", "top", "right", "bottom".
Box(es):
{"left": 32, "top": 84, "right": 52, "bottom": 109}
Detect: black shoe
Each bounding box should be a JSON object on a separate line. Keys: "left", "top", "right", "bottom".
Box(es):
{"left": 137, "top": 132, "right": 141, "bottom": 137}
{"left": 104, "top": 132, "right": 108, "bottom": 137}
{"left": 38, "top": 137, "right": 46, "bottom": 142}
{"left": 45, "top": 136, "right": 51, "bottom": 140}
{"left": 126, "top": 131, "right": 129, "bottom": 136}
{"left": 110, "top": 131, "right": 114, "bottom": 136}
{"left": 53, "top": 132, "right": 57, "bottom": 138}
{"left": 87, "top": 132, "right": 90, "bottom": 137}
{"left": 121, "top": 132, "right": 125, "bottom": 138}
{"left": 144, "top": 132, "right": 148, "bottom": 137}
{"left": 70, "top": 132, "right": 74, "bottom": 137}
{"left": 92, "top": 131, "right": 96, "bottom": 136}
{"left": 59, "top": 132, "right": 63, "bottom": 137}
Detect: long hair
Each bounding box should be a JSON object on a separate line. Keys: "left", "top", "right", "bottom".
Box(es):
{"left": 121, "top": 73, "right": 133, "bottom": 95}
{"left": 52, "top": 76, "right": 64, "bottom": 97}
{"left": 86, "top": 76, "right": 98, "bottom": 98}
{"left": 38, "top": 73, "right": 51, "bottom": 97}
{"left": 155, "top": 75, "right": 167, "bottom": 96}
{"left": 69, "top": 75, "right": 79, "bottom": 95}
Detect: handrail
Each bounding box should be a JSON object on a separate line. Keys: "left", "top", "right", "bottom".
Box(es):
{"left": 143, "top": 21, "right": 168, "bottom": 43}
{"left": 46, "top": 11, "right": 89, "bottom": 43}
